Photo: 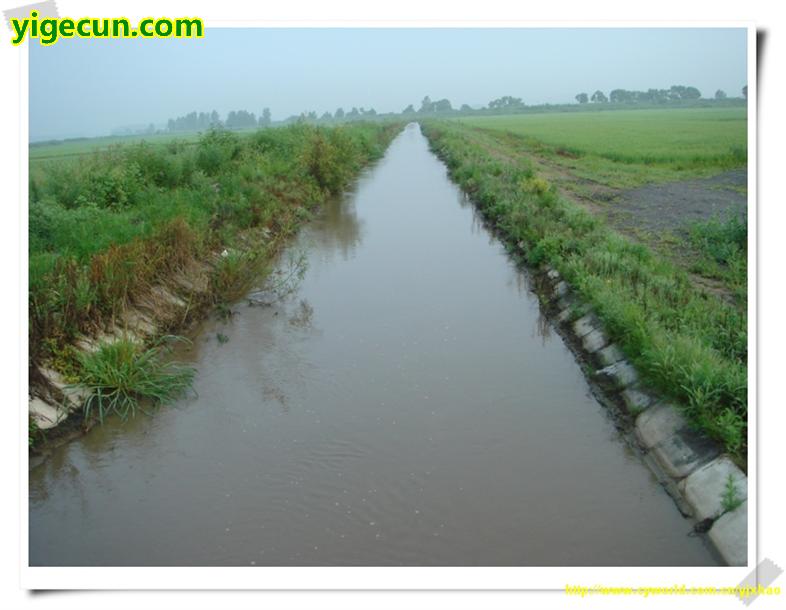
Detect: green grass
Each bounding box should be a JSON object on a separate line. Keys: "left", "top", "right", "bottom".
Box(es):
{"left": 721, "top": 472, "right": 744, "bottom": 513}
{"left": 688, "top": 212, "right": 748, "bottom": 302}
{"left": 75, "top": 337, "right": 195, "bottom": 422}
{"left": 29, "top": 127, "right": 270, "bottom": 163}
{"left": 457, "top": 107, "right": 747, "bottom": 168}
{"left": 423, "top": 121, "right": 747, "bottom": 459}
{"left": 30, "top": 131, "right": 204, "bottom": 163}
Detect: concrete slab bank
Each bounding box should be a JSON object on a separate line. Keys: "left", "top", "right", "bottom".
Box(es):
{"left": 29, "top": 260, "right": 214, "bottom": 436}
{"left": 541, "top": 264, "right": 748, "bottom": 566}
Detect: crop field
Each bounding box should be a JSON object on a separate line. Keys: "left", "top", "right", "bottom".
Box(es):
{"left": 29, "top": 132, "right": 203, "bottom": 163}
{"left": 457, "top": 107, "right": 747, "bottom": 168}
{"left": 29, "top": 127, "right": 269, "bottom": 163}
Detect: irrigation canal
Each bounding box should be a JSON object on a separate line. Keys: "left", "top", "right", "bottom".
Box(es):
{"left": 29, "top": 124, "right": 719, "bottom": 566}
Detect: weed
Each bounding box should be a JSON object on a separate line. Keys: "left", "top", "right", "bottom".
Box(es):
{"left": 690, "top": 212, "right": 747, "bottom": 264}
{"left": 216, "top": 332, "right": 229, "bottom": 344}
{"left": 688, "top": 212, "right": 747, "bottom": 303}
{"left": 713, "top": 408, "right": 746, "bottom": 456}
{"left": 29, "top": 417, "right": 44, "bottom": 448}
{"left": 74, "top": 336, "right": 195, "bottom": 423}
{"left": 266, "top": 250, "right": 308, "bottom": 301}
{"left": 721, "top": 472, "right": 744, "bottom": 513}
{"left": 215, "top": 302, "right": 235, "bottom": 321}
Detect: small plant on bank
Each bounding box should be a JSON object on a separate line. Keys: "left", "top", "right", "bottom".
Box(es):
{"left": 29, "top": 417, "right": 43, "bottom": 448}
{"left": 689, "top": 212, "right": 747, "bottom": 266}
{"left": 215, "top": 302, "right": 236, "bottom": 321}
{"left": 74, "top": 336, "right": 195, "bottom": 423}
{"left": 266, "top": 250, "right": 309, "bottom": 301}
{"left": 713, "top": 408, "right": 746, "bottom": 456}
{"left": 721, "top": 472, "right": 743, "bottom": 513}
{"left": 216, "top": 332, "right": 229, "bottom": 344}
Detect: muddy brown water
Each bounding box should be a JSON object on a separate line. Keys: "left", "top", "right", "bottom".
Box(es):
{"left": 29, "top": 124, "right": 719, "bottom": 566}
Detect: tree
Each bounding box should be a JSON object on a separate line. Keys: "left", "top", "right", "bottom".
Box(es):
{"left": 575, "top": 92, "right": 588, "bottom": 104}
{"left": 591, "top": 90, "right": 608, "bottom": 103}
{"left": 645, "top": 89, "right": 669, "bottom": 104}
{"left": 742, "top": 85, "right": 748, "bottom": 99}
{"left": 459, "top": 104, "right": 472, "bottom": 112}
{"left": 488, "top": 96, "right": 523, "bottom": 110}
{"left": 669, "top": 84, "right": 701, "bottom": 100}
{"left": 402, "top": 104, "right": 415, "bottom": 114}
{"left": 684, "top": 86, "right": 701, "bottom": 100}
{"left": 609, "top": 89, "right": 633, "bottom": 103}
{"left": 433, "top": 98, "right": 453, "bottom": 112}
{"left": 668, "top": 85, "right": 686, "bottom": 100}
{"left": 226, "top": 110, "right": 257, "bottom": 129}
{"left": 335, "top": 107, "right": 345, "bottom": 119}
{"left": 320, "top": 111, "right": 332, "bottom": 122}
{"left": 258, "top": 107, "right": 271, "bottom": 127}
{"left": 715, "top": 89, "right": 727, "bottom": 100}
{"left": 167, "top": 110, "right": 214, "bottom": 132}
{"left": 419, "top": 95, "right": 434, "bottom": 113}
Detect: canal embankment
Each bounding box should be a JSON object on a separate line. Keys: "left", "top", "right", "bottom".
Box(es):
{"left": 422, "top": 121, "right": 748, "bottom": 566}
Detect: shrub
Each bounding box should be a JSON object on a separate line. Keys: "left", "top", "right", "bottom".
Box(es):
{"left": 196, "top": 128, "right": 241, "bottom": 175}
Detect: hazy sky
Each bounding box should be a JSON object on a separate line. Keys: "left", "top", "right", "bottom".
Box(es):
{"left": 29, "top": 27, "right": 747, "bottom": 141}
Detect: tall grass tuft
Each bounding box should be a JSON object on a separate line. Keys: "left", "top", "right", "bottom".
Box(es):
{"left": 689, "top": 211, "right": 747, "bottom": 266}
{"left": 75, "top": 337, "right": 195, "bottom": 423}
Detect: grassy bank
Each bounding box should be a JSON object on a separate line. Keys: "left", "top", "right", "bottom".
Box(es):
{"left": 30, "top": 122, "right": 400, "bottom": 379}
{"left": 422, "top": 121, "right": 747, "bottom": 459}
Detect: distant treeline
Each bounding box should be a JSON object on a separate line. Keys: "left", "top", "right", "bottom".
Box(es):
{"left": 574, "top": 85, "right": 747, "bottom": 104}
{"left": 112, "top": 84, "right": 747, "bottom": 137}
{"left": 166, "top": 108, "right": 272, "bottom": 132}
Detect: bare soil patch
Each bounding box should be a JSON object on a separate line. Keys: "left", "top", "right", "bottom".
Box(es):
{"left": 607, "top": 169, "right": 747, "bottom": 236}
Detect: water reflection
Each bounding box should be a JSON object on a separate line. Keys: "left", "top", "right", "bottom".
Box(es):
{"left": 288, "top": 299, "right": 315, "bottom": 329}
{"left": 535, "top": 308, "right": 553, "bottom": 344}
{"left": 307, "top": 191, "right": 365, "bottom": 262}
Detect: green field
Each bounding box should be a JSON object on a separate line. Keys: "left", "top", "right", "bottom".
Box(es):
{"left": 29, "top": 126, "right": 276, "bottom": 163}
{"left": 30, "top": 131, "right": 213, "bottom": 163}
{"left": 457, "top": 108, "right": 747, "bottom": 167}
